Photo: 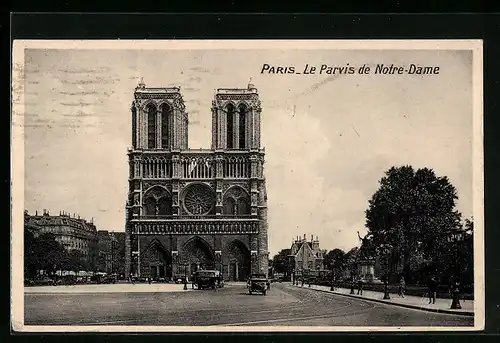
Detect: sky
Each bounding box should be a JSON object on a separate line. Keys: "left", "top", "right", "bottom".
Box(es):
{"left": 21, "top": 46, "right": 474, "bottom": 256}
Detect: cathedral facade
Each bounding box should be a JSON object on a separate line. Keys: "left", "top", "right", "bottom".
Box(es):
{"left": 124, "top": 80, "right": 269, "bottom": 281}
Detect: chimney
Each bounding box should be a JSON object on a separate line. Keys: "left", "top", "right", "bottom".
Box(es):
{"left": 303, "top": 234, "right": 306, "bottom": 241}
{"left": 311, "top": 234, "right": 313, "bottom": 242}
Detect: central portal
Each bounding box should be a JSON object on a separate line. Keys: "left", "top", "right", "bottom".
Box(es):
{"left": 182, "top": 236, "right": 215, "bottom": 276}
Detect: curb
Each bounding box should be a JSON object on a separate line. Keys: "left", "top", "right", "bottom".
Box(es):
{"left": 293, "top": 285, "right": 474, "bottom": 317}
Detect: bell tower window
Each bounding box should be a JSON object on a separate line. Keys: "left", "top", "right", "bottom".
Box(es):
{"left": 147, "top": 103, "right": 157, "bottom": 149}
{"left": 161, "top": 104, "right": 170, "bottom": 149}
{"left": 131, "top": 104, "right": 137, "bottom": 148}
{"left": 238, "top": 104, "right": 247, "bottom": 149}
{"left": 226, "top": 104, "right": 235, "bottom": 149}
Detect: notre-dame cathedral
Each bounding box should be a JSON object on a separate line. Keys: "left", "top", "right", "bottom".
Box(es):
{"left": 124, "top": 79, "right": 269, "bottom": 281}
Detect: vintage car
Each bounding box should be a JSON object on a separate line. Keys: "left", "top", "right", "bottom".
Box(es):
{"left": 248, "top": 273, "right": 269, "bottom": 295}
{"left": 192, "top": 270, "right": 224, "bottom": 290}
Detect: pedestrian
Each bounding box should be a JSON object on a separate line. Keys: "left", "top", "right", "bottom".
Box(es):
{"left": 427, "top": 275, "right": 438, "bottom": 304}
{"left": 357, "top": 278, "right": 364, "bottom": 295}
{"left": 148, "top": 277, "right": 151, "bottom": 285}
{"left": 398, "top": 276, "right": 406, "bottom": 298}
{"left": 129, "top": 273, "right": 135, "bottom": 285}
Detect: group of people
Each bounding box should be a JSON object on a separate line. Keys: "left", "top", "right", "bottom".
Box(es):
{"left": 397, "top": 275, "right": 440, "bottom": 303}
{"left": 354, "top": 274, "right": 440, "bottom": 304}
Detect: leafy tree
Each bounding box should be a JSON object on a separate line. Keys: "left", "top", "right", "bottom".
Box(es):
{"left": 24, "top": 229, "right": 38, "bottom": 279}
{"left": 343, "top": 247, "right": 359, "bottom": 279}
{"left": 35, "top": 233, "right": 67, "bottom": 276}
{"left": 323, "top": 248, "right": 345, "bottom": 276}
{"left": 365, "top": 166, "right": 462, "bottom": 283}
{"left": 457, "top": 217, "right": 474, "bottom": 287}
{"left": 272, "top": 249, "right": 291, "bottom": 275}
{"left": 87, "top": 240, "right": 100, "bottom": 274}
{"left": 67, "top": 249, "right": 85, "bottom": 276}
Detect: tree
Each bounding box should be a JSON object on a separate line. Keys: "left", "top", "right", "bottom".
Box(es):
{"left": 458, "top": 217, "right": 474, "bottom": 287}
{"left": 87, "top": 240, "right": 100, "bottom": 274}
{"left": 67, "top": 249, "right": 85, "bottom": 276}
{"left": 272, "top": 249, "right": 291, "bottom": 275}
{"left": 35, "top": 233, "right": 67, "bottom": 276}
{"left": 343, "top": 247, "right": 359, "bottom": 280}
{"left": 323, "top": 248, "right": 346, "bottom": 276}
{"left": 365, "top": 166, "right": 462, "bottom": 283}
{"left": 24, "top": 229, "right": 38, "bottom": 279}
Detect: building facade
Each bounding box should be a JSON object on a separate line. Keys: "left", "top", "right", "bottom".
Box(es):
{"left": 288, "top": 235, "right": 326, "bottom": 279}
{"left": 97, "top": 230, "right": 119, "bottom": 274}
{"left": 124, "top": 80, "right": 269, "bottom": 281}
{"left": 24, "top": 210, "right": 98, "bottom": 259}
{"left": 112, "top": 232, "right": 126, "bottom": 277}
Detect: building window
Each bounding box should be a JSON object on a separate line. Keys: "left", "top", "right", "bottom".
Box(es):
{"left": 147, "top": 103, "right": 157, "bottom": 149}
{"left": 238, "top": 104, "right": 246, "bottom": 149}
{"left": 226, "top": 104, "right": 234, "bottom": 149}
{"left": 161, "top": 104, "right": 170, "bottom": 149}
{"left": 131, "top": 105, "right": 137, "bottom": 148}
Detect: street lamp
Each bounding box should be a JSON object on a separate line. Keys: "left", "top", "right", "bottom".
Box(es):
{"left": 382, "top": 244, "right": 391, "bottom": 300}
{"left": 448, "top": 227, "right": 465, "bottom": 309}
{"left": 183, "top": 264, "right": 188, "bottom": 290}
{"left": 330, "top": 260, "right": 335, "bottom": 291}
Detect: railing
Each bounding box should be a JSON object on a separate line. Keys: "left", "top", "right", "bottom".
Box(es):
{"left": 130, "top": 151, "right": 261, "bottom": 180}
{"left": 135, "top": 214, "right": 256, "bottom": 220}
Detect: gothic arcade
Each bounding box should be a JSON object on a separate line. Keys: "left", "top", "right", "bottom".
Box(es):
{"left": 125, "top": 80, "right": 269, "bottom": 281}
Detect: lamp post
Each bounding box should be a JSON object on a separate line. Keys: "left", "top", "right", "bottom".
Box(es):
{"left": 448, "top": 227, "right": 464, "bottom": 309}
{"left": 183, "top": 264, "right": 188, "bottom": 290}
{"left": 382, "top": 244, "right": 391, "bottom": 300}
{"left": 330, "top": 260, "right": 335, "bottom": 291}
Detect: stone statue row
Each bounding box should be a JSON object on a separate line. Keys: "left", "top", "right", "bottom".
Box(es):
{"left": 136, "top": 222, "right": 259, "bottom": 234}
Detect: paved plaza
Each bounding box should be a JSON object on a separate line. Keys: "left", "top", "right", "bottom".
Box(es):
{"left": 24, "top": 282, "right": 474, "bottom": 327}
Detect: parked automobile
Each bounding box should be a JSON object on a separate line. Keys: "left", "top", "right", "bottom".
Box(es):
{"left": 173, "top": 275, "right": 186, "bottom": 284}
{"left": 248, "top": 273, "right": 269, "bottom": 295}
{"left": 192, "top": 270, "right": 224, "bottom": 290}
{"left": 34, "top": 277, "right": 55, "bottom": 286}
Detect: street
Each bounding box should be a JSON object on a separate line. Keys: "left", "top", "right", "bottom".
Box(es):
{"left": 24, "top": 282, "right": 473, "bottom": 326}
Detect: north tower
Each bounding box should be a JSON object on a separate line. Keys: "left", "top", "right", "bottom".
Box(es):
{"left": 124, "top": 80, "right": 268, "bottom": 281}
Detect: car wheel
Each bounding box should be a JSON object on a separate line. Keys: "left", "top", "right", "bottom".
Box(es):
{"left": 249, "top": 290, "right": 252, "bottom": 295}
{"left": 263, "top": 290, "right": 267, "bottom": 296}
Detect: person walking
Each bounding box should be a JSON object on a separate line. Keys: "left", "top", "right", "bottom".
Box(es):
{"left": 129, "top": 273, "right": 135, "bottom": 285}
{"left": 398, "top": 276, "right": 406, "bottom": 298}
{"left": 427, "top": 275, "right": 438, "bottom": 304}
{"left": 357, "top": 278, "right": 364, "bottom": 295}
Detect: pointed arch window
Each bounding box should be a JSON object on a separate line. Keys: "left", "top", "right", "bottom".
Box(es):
{"left": 223, "top": 197, "right": 236, "bottom": 215}
{"left": 226, "top": 104, "right": 235, "bottom": 149}
{"left": 161, "top": 104, "right": 170, "bottom": 149}
{"left": 238, "top": 104, "right": 247, "bottom": 149}
{"left": 147, "top": 103, "right": 157, "bottom": 149}
{"left": 131, "top": 104, "right": 137, "bottom": 148}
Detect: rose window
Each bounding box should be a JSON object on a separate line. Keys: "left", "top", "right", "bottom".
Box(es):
{"left": 183, "top": 184, "right": 215, "bottom": 215}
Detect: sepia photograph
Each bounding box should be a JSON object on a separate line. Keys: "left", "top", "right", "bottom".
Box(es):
{"left": 11, "top": 40, "right": 484, "bottom": 332}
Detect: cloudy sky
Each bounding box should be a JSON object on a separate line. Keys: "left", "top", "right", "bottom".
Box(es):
{"left": 20, "top": 44, "right": 474, "bottom": 256}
